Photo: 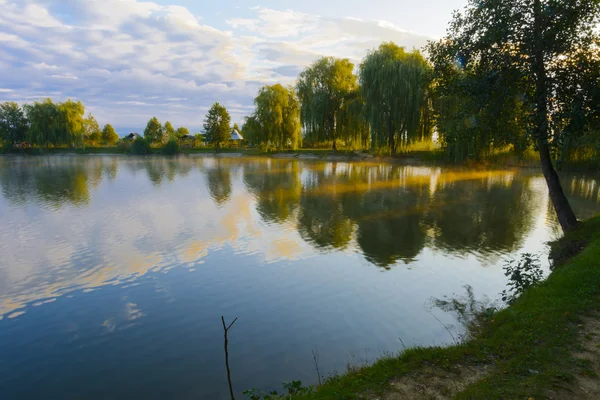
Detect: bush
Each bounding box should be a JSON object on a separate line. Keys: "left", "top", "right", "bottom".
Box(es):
{"left": 161, "top": 139, "right": 181, "bottom": 155}
{"left": 129, "top": 137, "right": 151, "bottom": 155}
{"left": 117, "top": 140, "right": 131, "bottom": 153}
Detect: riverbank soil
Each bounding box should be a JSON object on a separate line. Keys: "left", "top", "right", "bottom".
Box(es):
{"left": 296, "top": 216, "right": 600, "bottom": 400}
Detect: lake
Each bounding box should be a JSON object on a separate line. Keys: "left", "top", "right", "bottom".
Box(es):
{"left": 1, "top": 155, "right": 599, "bottom": 399}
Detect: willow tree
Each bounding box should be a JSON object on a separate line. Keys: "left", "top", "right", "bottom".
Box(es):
{"left": 24, "top": 99, "right": 59, "bottom": 147}
{"left": 0, "top": 102, "right": 28, "bottom": 145}
{"left": 55, "top": 99, "right": 86, "bottom": 147}
{"left": 337, "top": 90, "right": 370, "bottom": 150}
{"left": 296, "top": 57, "right": 357, "bottom": 150}
{"left": 359, "top": 43, "right": 432, "bottom": 154}
{"left": 430, "top": 0, "right": 600, "bottom": 232}
{"left": 252, "top": 84, "right": 301, "bottom": 150}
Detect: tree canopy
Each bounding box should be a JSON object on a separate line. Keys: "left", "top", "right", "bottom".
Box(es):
{"left": 164, "top": 121, "right": 176, "bottom": 142}
{"left": 102, "top": 124, "right": 119, "bottom": 146}
{"left": 0, "top": 102, "right": 28, "bottom": 146}
{"left": 427, "top": 0, "right": 600, "bottom": 232}
{"left": 246, "top": 84, "right": 301, "bottom": 150}
{"left": 360, "top": 43, "right": 432, "bottom": 154}
{"left": 296, "top": 57, "right": 358, "bottom": 150}
{"left": 203, "top": 102, "right": 231, "bottom": 151}
{"left": 144, "top": 117, "right": 163, "bottom": 144}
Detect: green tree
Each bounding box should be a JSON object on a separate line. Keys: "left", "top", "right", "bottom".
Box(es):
{"left": 359, "top": 43, "right": 432, "bottom": 154}
{"left": 164, "top": 121, "right": 176, "bottom": 142}
{"left": 83, "top": 113, "right": 101, "bottom": 146}
{"left": 56, "top": 99, "right": 86, "bottom": 147}
{"left": 203, "top": 102, "right": 231, "bottom": 152}
{"left": 102, "top": 124, "right": 119, "bottom": 146}
{"left": 24, "top": 98, "right": 58, "bottom": 148}
{"left": 428, "top": 0, "right": 599, "bottom": 232}
{"left": 144, "top": 116, "right": 163, "bottom": 144}
{"left": 251, "top": 84, "right": 301, "bottom": 150}
{"left": 296, "top": 57, "right": 357, "bottom": 150}
{"left": 0, "top": 102, "right": 28, "bottom": 146}
{"left": 175, "top": 126, "right": 190, "bottom": 138}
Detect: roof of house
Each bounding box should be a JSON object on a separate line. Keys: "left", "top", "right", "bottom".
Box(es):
{"left": 231, "top": 129, "right": 243, "bottom": 141}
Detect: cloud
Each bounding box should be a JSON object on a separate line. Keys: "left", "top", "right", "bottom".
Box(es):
{"left": 0, "top": 1, "right": 433, "bottom": 131}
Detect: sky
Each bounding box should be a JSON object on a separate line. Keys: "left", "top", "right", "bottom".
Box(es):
{"left": 0, "top": 0, "right": 467, "bottom": 134}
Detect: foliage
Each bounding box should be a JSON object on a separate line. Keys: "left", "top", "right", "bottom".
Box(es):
{"left": 129, "top": 137, "right": 151, "bottom": 155}
{"left": 296, "top": 57, "right": 358, "bottom": 150}
{"left": 23, "top": 98, "right": 85, "bottom": 148}
{"left": 360, "top": 42, "right": 432, "bottom": 154}
{"left": 175, "top": 126, "right": 190, "bottom": 138}
{"left": 246, "top": 84, "right": 301, "bottom": 150}
{"left": 501, "top": 253, "right": 544, "bottom": 304}
{"left": 102, "top": 124, "right": 119, "bottom": 146}
{"left": 0, "top": 102, "right": 28, "bottom": 145}
{"left": 164, "top": 121, "right": 176, "bottom": 142}
{"left": 144, "top": 116, "right": 164, "bottom": 145}
{"left": 244, "top": 381, "right": 314, "bottom": 399}
{"left": 83, "top": 113, "right": 102, "bottom": 146}
{"left": 117, "top": 139, "right": 131, "bottom": 153}
{"left": 203, "top": 102, "right": 231, "bottom": 151}
{"left": 161, "top": 139, "right": 181, "bottom": 155}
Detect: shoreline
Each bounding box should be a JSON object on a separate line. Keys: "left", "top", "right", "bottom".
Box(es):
{"left": 289, "top": 216, "right": 600, "bottom": 399}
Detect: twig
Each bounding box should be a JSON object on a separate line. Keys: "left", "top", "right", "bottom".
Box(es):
{"left": 427, "top": 310, "right": 458, "bottom": 345}
{"left": 312, "top": 347, "right": 322, "bottom": 386}
{"left": 221, "top": 316, "right": 238, "bottom": 400}
{"left": 398, "top": 336, "right": 407, "bottom": 350}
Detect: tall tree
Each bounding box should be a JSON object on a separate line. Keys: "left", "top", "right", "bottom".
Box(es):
{"left": 83, "top": 113, "right": 101, "bottom": 146}
{"left": 203, "top": 102, "right": 231, "bottom": 152}
{"left": 144, "top": 116, "right": 163, "bottom": 144}
{"left": 164, "top": 121, "right": 176, "bottom": 142}
{"left": 429, "top": 0, "right": 600, "bottom": 232}
{"left": 296, "top": 57, "right": 357, "bottom": 150}
{"left": 359, "top": 43, "right": 432, "bottom": 154}
{"left": 102, "top": 124, "right": 119, "bottom": 145}
{"left": 56, "top": 99, "right": 86, "bottom": 147}
{"left": 24, "top": 98, "right": 58, "bottom": 148}
{"left": 0, "top": 102, "right": 28, "bottom": 146}
{"left": 252, "top": 84, "right": 301, "bottom": 150}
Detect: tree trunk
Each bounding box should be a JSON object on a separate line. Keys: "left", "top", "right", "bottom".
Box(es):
{"left": 533, "top": 0, "right": 578, "bottom": 232}
{"left": 332, "top": 139, "right": 337, "bottom": 152}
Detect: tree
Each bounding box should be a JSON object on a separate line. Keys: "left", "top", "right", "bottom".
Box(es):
{"left": 203, "top": 102, "right": 231, "bottom": 152}
{"left": 251, "top": 84, "right": 301, "bottom": 150}
{"left": 296, "top": 57, "right": 358, "bottom": 150}
{"left": 428, "top": 0, "right": 600, "bottom": 232}
{"left": 83, "top": 113, "right": 101, "bottom": 146}
{"left": 164, "top": 121, "right": 176, "bottom": 142}
{"left": 359, "top": 43, "right": 432, "bottom": 154}
{"left": 0, "top": 102, "right": 28, "bottom": 145}
{"left": 175, "top": 126, "right": 190, "bottom": 138}
{"left": 233, "top": 123, "right": 240, "bottom": 132}
{"left": 102, "top": 124, "right": 119, "bottom": 146}
{"left": 24, "top": 98, "right": 58, "bottom": 148}
{"left": 144, "top": 117, "right": 163, "bottom": 144}
{"left": 56, "top": 99, "right": 86, "bottom": 147}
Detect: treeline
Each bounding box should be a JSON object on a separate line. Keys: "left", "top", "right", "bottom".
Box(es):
{"left": 241, "top": 43, "right": 433, "bottom": 154}
{"left": 0, "top": 99, "right": 119, "bottom": 149}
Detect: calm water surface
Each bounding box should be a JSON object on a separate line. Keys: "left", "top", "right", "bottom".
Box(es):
{"left": 1, "top": 155, "right": 599, "bottom": 399}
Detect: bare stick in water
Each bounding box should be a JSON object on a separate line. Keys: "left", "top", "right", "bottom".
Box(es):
{"left": 221, "top": 316, "right": 238, "bottom": 400}
{"left": 312, "top": 347, "right": 322, "bottom": 386}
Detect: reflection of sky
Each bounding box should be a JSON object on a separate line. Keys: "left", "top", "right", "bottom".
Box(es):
{"left": 1, "top": 156, "right": 600, "bottom": 398}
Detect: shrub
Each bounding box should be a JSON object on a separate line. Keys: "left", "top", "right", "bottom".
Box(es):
{"left": 161, "top": 139, "right": 181, "bottom": 155}
{"left": 130, "top": 137, "right": 151, "bottom": 155}
{"left": 117, "top": 140, "right": 131, "bottom": 153}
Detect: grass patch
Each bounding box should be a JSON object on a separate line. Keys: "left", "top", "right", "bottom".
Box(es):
{"left": 292, "top": 215, "right": 600, "bottom": 399}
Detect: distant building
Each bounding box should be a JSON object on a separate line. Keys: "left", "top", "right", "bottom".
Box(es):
{"left": 230, "top": 129, "right": 243, "bottom": 141}
{"left": 124, "top": 133, "right": 142, "bottom": 141}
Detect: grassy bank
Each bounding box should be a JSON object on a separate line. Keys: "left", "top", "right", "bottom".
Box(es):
{"left": 289, "top": 216, "right": 600, "bottom": 399}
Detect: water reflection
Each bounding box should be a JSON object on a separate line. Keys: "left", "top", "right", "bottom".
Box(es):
{"left": 1, "top": 155, "right": 600, "bottom": 400}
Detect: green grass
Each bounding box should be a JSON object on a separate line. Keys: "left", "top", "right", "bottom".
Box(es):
{"left": 292, "top": 215, "right": 600, "bottom": 399}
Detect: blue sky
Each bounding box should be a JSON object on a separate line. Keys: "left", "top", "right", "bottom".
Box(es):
{"left": 0, "top": 0, "right": 467, "bottom": 133}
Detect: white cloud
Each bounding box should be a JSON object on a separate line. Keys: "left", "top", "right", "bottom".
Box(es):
{"left": 0, "top": 0, "right": 433, "bottom": 130}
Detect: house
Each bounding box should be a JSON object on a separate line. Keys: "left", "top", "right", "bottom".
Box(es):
{"left": 230, "top": 129, "right": 243, "bottom": 141}
{"left": 124, "top": 133, "right": 142, "bottom": 141}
